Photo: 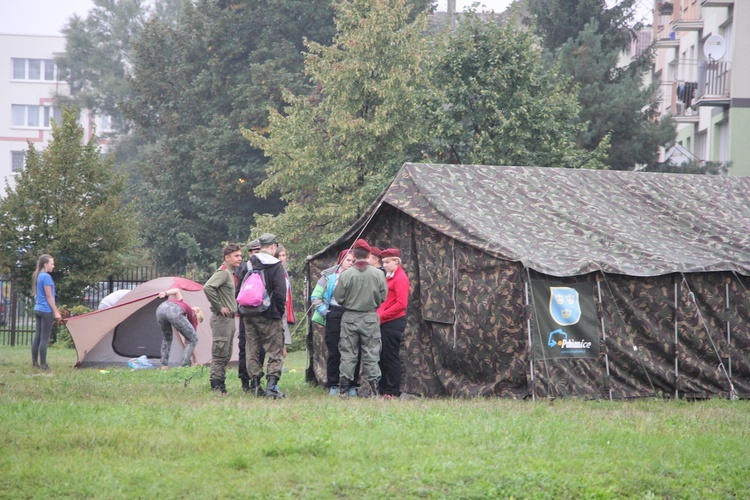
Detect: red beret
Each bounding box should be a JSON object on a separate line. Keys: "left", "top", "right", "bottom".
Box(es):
{"left": 337, "top": 249, "right": 352, "bottom": 264}
{"left": 381, "top": 248, "right": 401, "bottom": 259}
{"left": 352, "top": 238, "right": 371, "bottom": 252}
{"left": 369, "top": 246, "right": 381, "bottom": 257}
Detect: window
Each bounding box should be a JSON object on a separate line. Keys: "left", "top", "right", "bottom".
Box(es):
{"left": 11, "top": 151, "right": 26, "bottom": 172}
{"left": 11, "top": 104, "right": 60, "bottom": 128}
{"left": 101, "top": 114, "right": 113, "bottom": 131}
{"left": 11, "top": 58, "right": 56, "bottom": 81}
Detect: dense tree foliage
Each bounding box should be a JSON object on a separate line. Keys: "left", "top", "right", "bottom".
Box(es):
{"left": 0, "top": 108, "right": 135, "bottom": 303}
{"left": 247, "top": 1, "right": 608, "bottom": 265}
{"left": 422, "top": 11, "right": 609, "bottom": 168}
{"left": 245, "top": 0, "right": 433, "bottom": 262}
{"left": 528, "top": 0, "right": 675, "bottom": 170}
{"left": 124, "top": 0, "right": 337, "bottom": 269}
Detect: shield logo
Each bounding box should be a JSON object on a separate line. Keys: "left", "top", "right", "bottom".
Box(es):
{"left": 549, "top": 287, "right": 581, "bottom": 326}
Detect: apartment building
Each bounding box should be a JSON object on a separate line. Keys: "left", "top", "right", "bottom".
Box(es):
{"left": 1, "top": 33, "right": 112, "bottom": 197}
{"left": 653, "top": 0, "right": 749, "bottom": 175}
{"left": 0, "top": 34, "right": 68, "bottom": 195}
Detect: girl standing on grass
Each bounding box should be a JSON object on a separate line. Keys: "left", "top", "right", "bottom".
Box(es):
{"left": 31, "top": 254, "right": 61, "bottom": 371}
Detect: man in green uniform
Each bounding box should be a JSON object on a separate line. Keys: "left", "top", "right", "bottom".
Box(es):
{"left": 203, "top": 243, "right": 243, "bottom": 394}
{"left": 333, "top": 239, "right": 387, "bottom": 397}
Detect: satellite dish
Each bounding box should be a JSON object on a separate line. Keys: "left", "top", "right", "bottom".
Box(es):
{"left": 703, "top": 35, "right": 726, "bottom": 61}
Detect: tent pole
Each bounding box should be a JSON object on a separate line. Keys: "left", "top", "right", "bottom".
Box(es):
{"left": 680, "top": 274, "right": 736, "bottom": 400}
{"left": 596, "top": 278, "right": 613, "bottom": 401}
{"left": 525, "top": 278, "right": 535, "bottom": 402}
{"left": 726, "top": 282, "right": 732, "bottom": 381}
{"left": 674, "top": 279, "right": 679, "bottom": 399}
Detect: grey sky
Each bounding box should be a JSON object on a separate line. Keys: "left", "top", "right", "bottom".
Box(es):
{"left": 0, "top": 0, "right": 515, "bottom": 37}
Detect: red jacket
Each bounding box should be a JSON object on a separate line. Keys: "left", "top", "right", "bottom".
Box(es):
{"left": 377, "top": 266, "right": 409, "bottom": 324}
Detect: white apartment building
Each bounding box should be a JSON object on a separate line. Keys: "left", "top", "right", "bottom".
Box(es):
{"left": 653, "top": 0, "right": 749, "bottom": 175}
{"left": 1, "top": 33, "right": 112, "bottom": 197}
{"left": 0, "top": 33, "right": 68, "bottom": 196}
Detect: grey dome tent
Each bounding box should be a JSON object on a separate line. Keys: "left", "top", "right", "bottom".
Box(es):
{"left": 67, "top": 277, "right": 240, "bottom": 368}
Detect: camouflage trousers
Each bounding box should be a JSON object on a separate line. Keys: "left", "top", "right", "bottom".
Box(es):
{"left": 243, "top": 315, "right": 285, "bottom": 380}
{"left": 209, "top": 314, "right": 235, "bottom": 381}
{"left": 156, "top": 301, "right": 199, "bottom": 367}
{"left": 339, "top": 311, "right": 381, "bottom": 384}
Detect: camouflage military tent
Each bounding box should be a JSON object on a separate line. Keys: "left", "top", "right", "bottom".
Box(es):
{"left": 305, "top": 163, "right": 750, "bottom": 399}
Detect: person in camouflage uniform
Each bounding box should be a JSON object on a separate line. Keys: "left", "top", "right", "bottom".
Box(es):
{"left": 203, "top": 243, "right": 243, "bottom": 394}
{"left": 333, "top": 239, "right": 387, "bottom": 397}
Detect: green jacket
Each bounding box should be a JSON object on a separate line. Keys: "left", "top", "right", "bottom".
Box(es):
{"left": 203, "top": 267, "right": 237, "bottom": 315}
{"left": 333, "top": 262, "right": 387, "bottom": 312}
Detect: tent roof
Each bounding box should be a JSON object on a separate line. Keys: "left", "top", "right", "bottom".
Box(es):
{"left": 317, "top": 163, "right": 750, "bottom": 277}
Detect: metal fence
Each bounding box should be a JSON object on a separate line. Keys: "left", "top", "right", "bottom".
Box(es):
{"left": 0, "top": 267, "right": 198, "bottom": 346}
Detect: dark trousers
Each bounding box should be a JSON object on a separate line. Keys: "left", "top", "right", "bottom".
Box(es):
{"left": 238, "top": 317, "right": 264, "bottom": 381}
{"left": 32, "top": 310, "right": 53, "bottom": 366}
{"left": 324, "top": 306, "right": 359, "bottom": 387}
{"left": 379, "top": 316, "right": 406, "bottom": 396}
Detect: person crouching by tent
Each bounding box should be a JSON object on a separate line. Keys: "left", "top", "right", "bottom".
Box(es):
{"left": 377, "top": 248, "right": 409, "bottom": 399}
{"left": 311, "top": 248, "right": 357, "bottom": 396}
{"left": 156, "top": 288, "right": 204, "bottom": 369}
{"left": 204, "top": 243, "right": 243, "bottom": 394}
{"left": 333, "top": 239, "right": 387, "bottom": 397}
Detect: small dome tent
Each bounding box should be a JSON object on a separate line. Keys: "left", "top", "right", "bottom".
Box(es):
{"left": 66, "top": 277, "right": 239, "bottom": 367}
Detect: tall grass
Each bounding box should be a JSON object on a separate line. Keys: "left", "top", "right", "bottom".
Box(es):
{"left": 1, "top": 345, "right": 748, "bottom": 498}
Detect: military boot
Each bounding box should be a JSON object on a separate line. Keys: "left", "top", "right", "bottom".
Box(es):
{"left": 210, "top": 379, "right": 227, "bottom": 394}
{"left": 241, "top": 378, "right": 251, "bottom": 393}
{"left": 265, "top": 375, "right": 285, "bottom": 399}
{"left": 339, "top": 377, "right": 351, "bottom": 398}
{"left": 358, "top": 379, "right": 379, "bottom": 398}
{"left": 249, "top": 376, "right": 266, "bottom": 397}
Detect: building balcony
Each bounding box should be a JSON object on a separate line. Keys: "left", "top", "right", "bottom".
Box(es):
{"left": 700, "top": 0, "right": 733, "bottom": 7}
{"left": 695, "top": 60, "right": 731, "bottom": 107}
{"left": 671, "top": 12, "right": 703, "bottom": 32}
{"left": 654, "top": 21, "right": 679, "bottom": 48}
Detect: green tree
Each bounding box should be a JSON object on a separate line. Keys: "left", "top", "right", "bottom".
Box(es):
{"left": 125, "top": 0, "right": 337, "bottom": 269}
{"left": 245, "top": 0, "right": 432, "bottom": 263}
{"left": 529, "top": 0, "right": 634, "bottom": 53}
{"left": 422, "top": 11, "right": 608, "bottom": 168}
{"left": 56, "top": 0, "right": 182, "bottom": 132}
{"left": 56, "top": 0, "right": 184, "bottom": 203}
{"left": 528, "top": 0, "right": 675, "bottom": 170}
{"left": 0, "top": 108, "right": 135, "bottom": 304}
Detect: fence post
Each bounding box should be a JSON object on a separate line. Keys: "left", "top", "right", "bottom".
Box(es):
{"left": 10, "top": 285, "right": 18, "bottom": 347}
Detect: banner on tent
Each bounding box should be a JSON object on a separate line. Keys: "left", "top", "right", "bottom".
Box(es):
{"left": 531, "top": 281, "right": 599, "bottom": 359}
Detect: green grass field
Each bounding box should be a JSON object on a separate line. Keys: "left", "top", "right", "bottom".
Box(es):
{"left": 1, "top": 345, "right": 749, "bottom": 499}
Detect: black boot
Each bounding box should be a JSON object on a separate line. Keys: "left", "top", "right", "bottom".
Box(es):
{"left": 249, "top": 376, "right": 266, "bottom": 397}
{"left": 265, "top": 375, "right": 285, "bottom": 399}
{"left": 241, "top": 378, "right": 251, "bottom": 393}
{"left": 210, "top": 379, "right": 227, "bottom": 394}
{"left": 359, "top": 379, "right": 379, "bottom": 398}
{"left": 339, "top": 377, "right": 351, "bottom": 398}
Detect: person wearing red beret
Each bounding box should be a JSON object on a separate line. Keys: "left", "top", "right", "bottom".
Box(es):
{"left": 333, "top": 239, "right": 387, "bottom": 397}
{"left": 377, "top": 248, "right": 410, "bottom": 398}
{"left": 367, "top": 246, "right": 383, "bottom": 270}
